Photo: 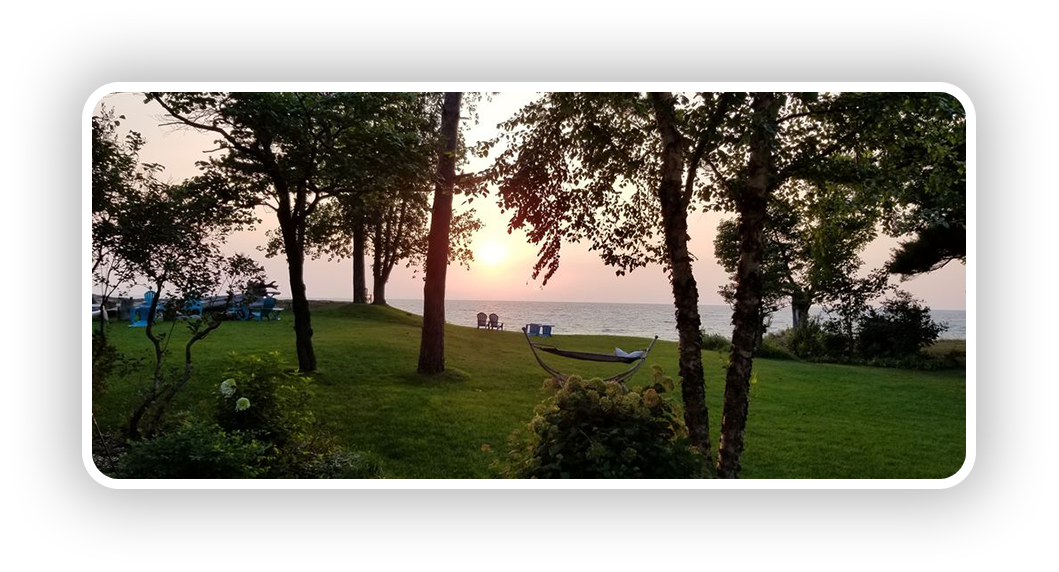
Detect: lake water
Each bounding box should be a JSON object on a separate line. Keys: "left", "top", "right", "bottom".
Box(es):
{"left": 388, "top": 299, "right": 967, "bottom": 341}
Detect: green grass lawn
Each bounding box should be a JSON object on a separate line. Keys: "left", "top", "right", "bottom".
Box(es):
{"left": 94, "top": 303, "right": 967, "bottom": 479}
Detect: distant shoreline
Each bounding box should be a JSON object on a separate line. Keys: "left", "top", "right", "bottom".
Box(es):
{"left": 298, "top": 297, "right": 968, "bottom": 314}
{"left": 300, "top": 299, "right": 968, "bottom": 342}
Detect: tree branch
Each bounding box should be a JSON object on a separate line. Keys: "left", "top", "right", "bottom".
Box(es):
{"left": 683, "top": 93, "right": 737, "bottom": 206}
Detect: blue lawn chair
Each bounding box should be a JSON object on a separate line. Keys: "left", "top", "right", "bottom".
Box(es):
{"left": 129, "top": 290, "right": 165, "bottom": 328}
{"left": 227, "top": 302, "right": 252, "bottom": 321}
{"left": 541, "top": 324, "right": 553, "bottom": 337}
{"left": 251, "top": 296, "right": 279, "bottom": 321}
{"left": 527, "top": 323, "right": 541, "bottom": 336}
{"left": 184, "top": 298, "right": 204, "bottom": 319}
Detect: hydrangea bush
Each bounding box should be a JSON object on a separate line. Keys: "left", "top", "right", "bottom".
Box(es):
{"left": 499, "top": 369, "right": 705, "bottom": 479}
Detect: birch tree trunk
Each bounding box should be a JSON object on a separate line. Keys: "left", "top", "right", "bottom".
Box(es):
{"left": 648, "top": 92, "right": 712, "bottom": 460}
{"left": 717, "top": 92, "right": 781, "bottom": 478}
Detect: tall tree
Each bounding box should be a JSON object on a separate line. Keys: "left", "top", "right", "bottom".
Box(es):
{"left": 647, "top": 91, "right": 712, "bottom": 457}
{"left": 485, "top": 92, "right": 740, "bottom": 459}
{"left": 291, "top": 92, "right": 481, "bottom": 308}
{"left": 707, "top": 92, "right": 962, "bottom": 477}
{"left": 296, "top": 181, "right": 481, "bottom": 307}
{"left": 714, "top": 181, "right": 880, "bottom": 332}
{"left": 369, "top": 193, "right": 480, "bottom": 306}
{"left": 417, "top": 92, "right": 463, "bottom": 374}
{"left": 148, "top": 92, "right": 422, "bottom": 371}
{"left": 716, "top": 92, "right": 781, "bottom": 478}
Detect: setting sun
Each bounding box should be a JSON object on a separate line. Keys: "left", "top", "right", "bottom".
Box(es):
{"left": 478, "top": 241, "right": 506, "bottom": 266}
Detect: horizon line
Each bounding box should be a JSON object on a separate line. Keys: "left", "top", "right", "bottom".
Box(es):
{"left": 302, "top": 297, "right": 968, "bottom": 313}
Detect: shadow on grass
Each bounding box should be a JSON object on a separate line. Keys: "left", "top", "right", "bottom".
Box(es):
{"left": 396, "top": 367, "right": 472, "bottom": 387}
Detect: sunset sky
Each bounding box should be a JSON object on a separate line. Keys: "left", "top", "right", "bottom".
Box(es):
{"left": 95, "top": 92, "right": 966, "bottom": 310}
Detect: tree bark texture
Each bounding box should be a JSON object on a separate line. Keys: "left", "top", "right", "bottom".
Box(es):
{"left": 648, "top": 92, "right": 712, "bottom": 460}
{"left": 717, "top": 92, "right": 780, "bottom": 479}
{"left": 417, "top": 92, "right": 462, "bottom": 374}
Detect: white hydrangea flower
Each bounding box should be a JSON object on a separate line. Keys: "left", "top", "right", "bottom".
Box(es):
{"left": 219, "top": 378, "right": 237, "bottom": 398}
{"left": 235, "top": 397, "right": 251, "bottom": 412}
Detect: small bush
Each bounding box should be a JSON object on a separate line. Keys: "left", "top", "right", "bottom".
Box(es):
{"left": 212, "top": 352, "right": 379, "bottom": 479}
{"left": 755, "top": 338, "right": 797, "bottom": 360}
{"left": 769, "top": 320, "right": 848, "bottom": 359}
{"left": 291, "top": 447, "right": 382, "bottom": 479}
{"left": 700, "top": 331, "right": 732, "bottom": 352}
{"left": 258, "top": 427, "right": 382, "bottom": 479}
{"left": 91, "top": 332, "right": 117, "bottom": 401}
{"left": 92, "top": 331, "right": 141, "bottom": 403}
{"left": 214, "top": 352, "right": 314, "bottom": 447}
{"left": 500, "top": 372, "right": 704, "bottom": 479}
{"left": 117, "top": 416, "right": 267, "bottom": 479}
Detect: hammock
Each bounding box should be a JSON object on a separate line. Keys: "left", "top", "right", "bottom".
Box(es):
{"left": 522, "top": 326, "right": 658, "bottom": 387}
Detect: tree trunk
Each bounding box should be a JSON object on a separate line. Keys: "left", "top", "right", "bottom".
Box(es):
{"left": 372, "top": 224, "right": 388, "bottom": 305}
{"left": 127, "top": 280, "right": 166, "bottom": 440}
{"left": 145, "top": 319, "right": 221, "bottom": 433}
{"left": 417, "top": 92, "right": 462, "bottom": 374}
{"left": 283, "top": 225, "right": 317, "bottom": 372}
{"left": 96, "top": 295, "right": 108, "bottom": 346}
{"left": 717, "top": 93, "right": 780, "bottom": 479}
{"left": 372, "top": 275, "right": 388, "bottom": 306}
{"left": 648, "top": 92, "right": 711, "bottom": 461}
{"left": 352, "top": 216, "right": 368, "bottom": 303}
{"left": 791, "top": 292, "right": 810, "bottom": 329}
{"left": 755, "top": 315, "right": 765, "bottom": 350}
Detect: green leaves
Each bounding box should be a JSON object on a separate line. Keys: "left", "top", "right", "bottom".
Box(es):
{"left": 499, "top": 374, "right": 704, "bottom": 479}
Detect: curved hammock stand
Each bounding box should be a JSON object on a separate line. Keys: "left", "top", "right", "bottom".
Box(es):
{"left": 522, "top": 326, "right": 659, "bottom": 388}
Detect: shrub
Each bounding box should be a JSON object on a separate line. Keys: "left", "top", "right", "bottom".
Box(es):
{"left": 287, "top": 446, "right": 382, "bottom": 479}
{"left": 92, "top": 331, "right": 141, "bottom": 403}
{"left": 257, "top": 427, "right": 383, "bottom": 479}
{"left": 213, "top": 352, "right": 380, "bottom": 479}
{"left": 767, "top": 318, "right": 864, "bottom": 361}
{"left": 761, "top": 294, "right": 953, "bottom": 369}
{"left": 117, "top": 416, "right": 267, "bottom": 479}
{"left": 819, "top": 319, "right": 857, "bottom": 357}
{"left": 782, "top": 322, "right": 815, "bottom": 356}
{"left": 755, "top": 338, "right": 797, "bottom": 360}
{"left": 91, "top": 332, "right": 117, "bottom": 401}
{"left": 214, "top": 352, "right": 314, "bottom": 447}
{"left": 700, "top": 331, "right": 732, "bottom": 352}
{"left": 500, "top": 371, "right": 704, "bottom": 479}
{"left": 857, "top": 292, "right": 945, "bottom": 359}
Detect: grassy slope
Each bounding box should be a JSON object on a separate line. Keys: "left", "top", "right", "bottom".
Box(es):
{"left": 95, "top": 303, "right": 966, "bottom": 479}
